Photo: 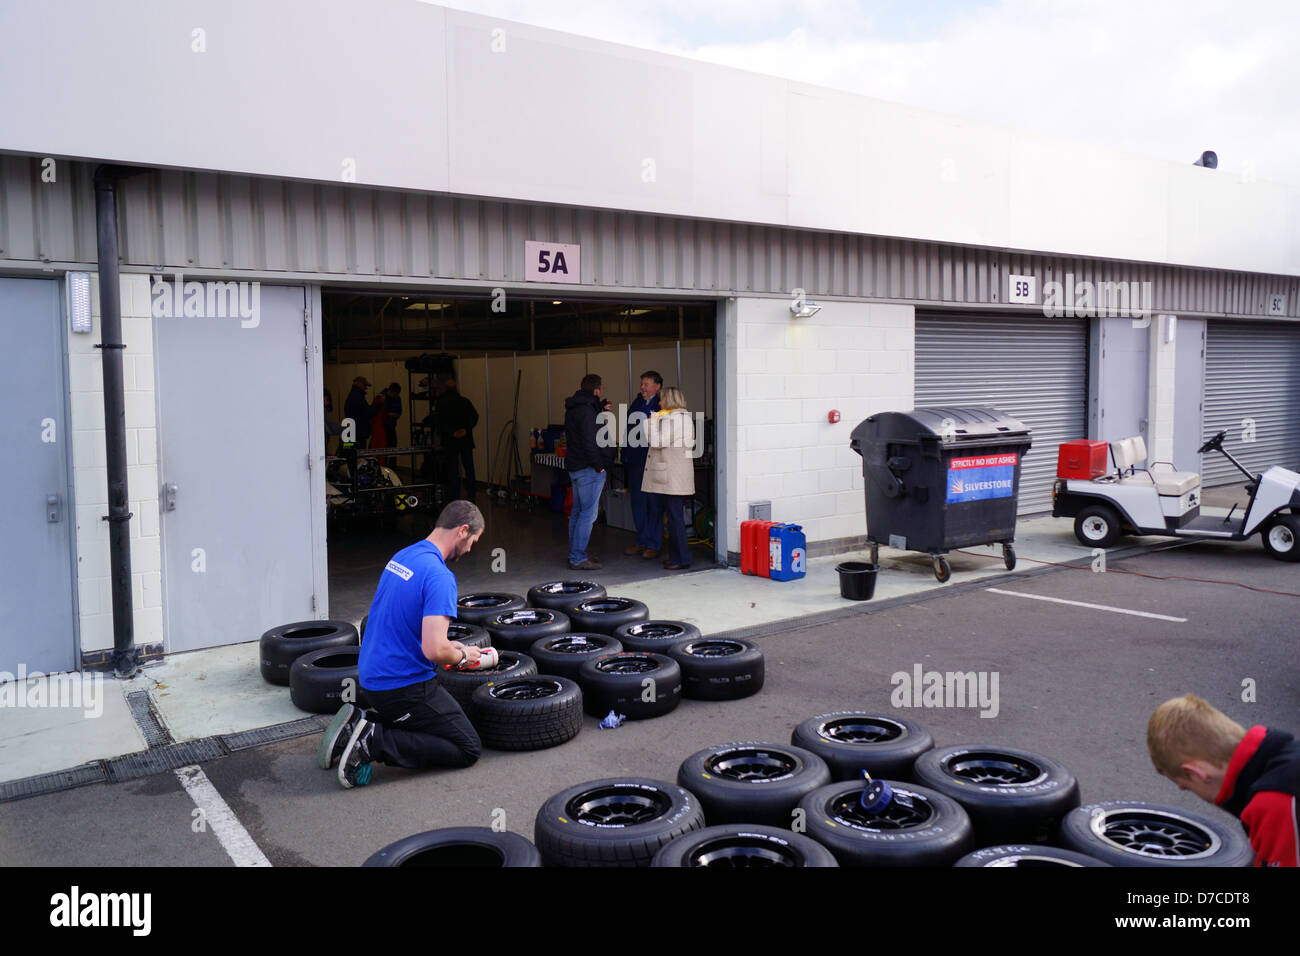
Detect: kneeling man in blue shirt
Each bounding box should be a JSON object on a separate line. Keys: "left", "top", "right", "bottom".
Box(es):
{"left": 319, "top": 500, "right": 489, "bottom": 788}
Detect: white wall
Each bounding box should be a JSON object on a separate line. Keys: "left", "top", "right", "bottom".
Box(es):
{"left": 2, "top": 1, "right": 1296, "bottom": 277}
{"left": 729, "top": 298, "right": 914, "bottom": 549}
{"left": 68, "top": 275, "right": 163, "bottom": 653}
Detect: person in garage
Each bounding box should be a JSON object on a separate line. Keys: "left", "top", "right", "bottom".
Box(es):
{"left": 641, "top": 386, "right": 696, "bottom": 570}
{"left": 434, "top": 377, "right": 479, "bottom": 500}
{"left": 622, "top": 370, "right": 663, "bottom": 559}
{"left": 564, "top": 373, "right": 614, "bottom": 570}
{"left": 343, "top": 376, "right": 374, "bottom": 448}
{"left": 1148, "top": 694, "right": 1299, "bottom": 866}
{"left": 319, "top": 500, "right": 488, "bottom": 789}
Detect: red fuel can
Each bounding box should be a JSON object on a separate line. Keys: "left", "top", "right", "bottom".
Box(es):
{"left": 740, "top": 520, "right": 776, "bottom": 577}
{"left": 1057, "top": 439, "right": 1108, "bottom": 479}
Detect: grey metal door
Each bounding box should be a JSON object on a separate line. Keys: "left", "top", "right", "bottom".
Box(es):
{"left": 1203, "top": 320, "right": 1300, "bottom": 486}
{"left": 1093, "top": 317, "right": 1149, "bottom": 447}
{"left": 915, "top": 312, "right": 1089, "bottom": 514}
{"left": 0, "top": 277, "right": 77, "bottom": 674}
{"left": 1173, "top": 318, "right": 1205, "bottom": 472}
{"left": 155, "top": 284, "right": 316, "bottom": 652}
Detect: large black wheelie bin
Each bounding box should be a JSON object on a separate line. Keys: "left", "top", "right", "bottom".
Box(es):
{"left": 849, "top": 406, "right": 1032, "bottom": 582}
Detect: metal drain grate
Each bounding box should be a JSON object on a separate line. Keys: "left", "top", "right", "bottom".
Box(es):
{"left": 0, "top": 763, "right": 109, "bottom": 803}
{"left": 105, "top": 738, "right": 227, "bottom": 783}
{"left": 125, "top": 690, "right": 173, "bottom": 747}
{"left": 221, "top": 715, "right": 330, "bottom": 751}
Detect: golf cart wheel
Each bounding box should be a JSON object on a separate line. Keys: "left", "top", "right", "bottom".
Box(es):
{"left": 798, "top": 780, "right": 974, "bottom": 867}
{"left": 577, "top": 652, "right": 682, "bottom": 720}
{"left": 955, "top": 844, "right": 1108, "bottom": 867}
{"left": 1003, "top": 544, "right": 1016, "bottom": 570}
{"left": 652, "top": 825, "right": 838, "bottom": 868}
{"left": 527, "top": 580, "right": 607, "bottom": 611}
{"left": 471, "top": 676, "right": 583, "bottom": 751}
{"left": 439, "top": 650, "right": 537, "bottom": 721}
{"left": 528, "top": 633, "right": 624, "bottom": 680}
{"left": 911, "top": 746, "right": 1080, "bottom": 846}
{"left": 455, "top": 592, "right": 527, "bottom": 626}
{"left": 1260, "top": 514, "right": 1300, "bottom": 562}
{"left": 1074, "top": 503, "right": 1122, "bottom": 548}
{"left": 612, "top": 620, "right": 701, "bottom": 653}
{"left": 1059, "top": 801, "right": 1254, "bottom": 867}
{"left": 533, "top": 778, "right": 704, "bottom": 867}
{"left": 933, "top": 556, "right": 951, "bottom": 583}
{"left": 677, "top": 742, "right": 831, "bottom": 828}
{"left": 484, "top": 608, "right": 571, "bottom": 653}
{"left": 363, "top": 827, "right": 542, "bottom": 867}
{"left": 667, "top": 638, "right": 765, "bottom": 701}
{"left": 567, "top": 597, "right": 651, "bottom": 634}
{"left": 790, "top": 712, "right": 934, "bottom": 781}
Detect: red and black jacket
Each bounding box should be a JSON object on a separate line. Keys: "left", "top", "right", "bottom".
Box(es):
{"left": 1216, "top": 726, "right": 1300, "bottom": 867}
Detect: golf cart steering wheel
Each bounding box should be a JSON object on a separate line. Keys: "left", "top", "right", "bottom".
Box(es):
{"left": 1197, "top": 429, "right": 1226, "bottom": 454}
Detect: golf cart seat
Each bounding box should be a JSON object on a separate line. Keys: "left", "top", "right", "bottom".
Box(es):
{"left": 1112, "top": 436, "right": 1200, "bottom": 496}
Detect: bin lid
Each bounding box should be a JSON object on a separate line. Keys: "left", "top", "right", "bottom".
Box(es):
{"left": 851, "top": 406, "right": 1032, "bottom": 451}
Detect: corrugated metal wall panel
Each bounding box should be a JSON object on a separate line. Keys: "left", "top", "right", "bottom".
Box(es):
{"left": 1202, "top": 320, "right": 1300, "bottom": 485}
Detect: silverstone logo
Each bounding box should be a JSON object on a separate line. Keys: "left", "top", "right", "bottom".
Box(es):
{"left": 151, "top": 271, "right": 261, "bottom": 327}
{"left": 0, "top": 666, "right": 103, "bottom": 718}
{"left": 890, "top": 663, "right": 1000, "bottom": 718}
{"left": 49, "top": 886, "right": 151, "bottom": 936}
{"left": 1042, "top": 274, "right": 1153, "bottom": 320}
{"left": 384, "top": 560, "right": 414, "bottom": 581}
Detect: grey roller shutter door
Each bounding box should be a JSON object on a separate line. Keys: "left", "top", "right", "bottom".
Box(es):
{"left": 1202, "top": 320, "right": 1300, "bottom": 486}
{"left": 915, "top": 313, "right": 1089, "bottom": 515}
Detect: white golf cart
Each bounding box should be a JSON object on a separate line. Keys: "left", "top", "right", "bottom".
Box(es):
{"left": 1052, "top": 430, "right": 1300, "bottom": 560}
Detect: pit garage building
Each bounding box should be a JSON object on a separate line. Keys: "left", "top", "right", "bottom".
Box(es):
{"left": 2, "top": 0, "right": 1297, "bottom": 677}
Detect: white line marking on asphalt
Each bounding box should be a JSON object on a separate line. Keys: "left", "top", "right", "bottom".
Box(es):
{"left": 175, "top": 764, "right": 272, "bottom": 867}
{"left": 984, "top": 588, "right": 1188, "bottom": 623}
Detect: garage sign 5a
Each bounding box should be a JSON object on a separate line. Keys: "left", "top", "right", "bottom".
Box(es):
{"left": 525, "top": 241, "right": 580, "bottom": 283}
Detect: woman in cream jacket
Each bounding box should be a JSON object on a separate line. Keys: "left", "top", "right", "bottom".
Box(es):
{"left": 642, "top": 387, "right": 696, "bottom": 569}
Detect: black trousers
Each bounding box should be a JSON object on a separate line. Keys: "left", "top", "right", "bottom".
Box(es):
{"left": 361, "top": 677, "right": 481, "bottom": 770}
{"left": 446, "top": 445, "right": 476, "bottom": 499}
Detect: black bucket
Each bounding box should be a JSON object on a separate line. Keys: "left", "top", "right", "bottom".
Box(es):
{"left": 836, "top": 562, "right": 878, "bottom": 600}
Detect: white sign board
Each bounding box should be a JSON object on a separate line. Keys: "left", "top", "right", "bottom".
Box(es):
{"left": 525, "top": 241, "right": 580, "bottom": 284}
{"left": 1007, "top": 274, "right": 1037, "bottom": 305}
{"left": 1267, "top": 294, "right": 1287, "bottom": 316}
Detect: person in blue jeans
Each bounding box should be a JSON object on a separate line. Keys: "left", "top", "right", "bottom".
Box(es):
{"left": 317, "top": 500, "right": 487, "bottom": 789}
{"left": 564, "top": 373, "right": 615, "bottom": 570}
{"left": 622, "top": 370, "right": 663, "bottom": 559}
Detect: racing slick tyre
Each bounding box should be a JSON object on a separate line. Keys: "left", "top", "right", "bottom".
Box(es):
{"left": 566, "top": 597, "right": 650, "bottom": 635}
{"left": 471, "top": 676, "right": 583, "bottom": 751}
{"left": 289, "top": 647, "right": 367, "bottom": 714}
{"left": 260, "top": 619, "right": 358, "bottom": 686}
{"left": 611, "top": 620, "right": 701, "bottom": 654}
{"left": 1073, "top": 503, "right": 1123, "bottom": 548}
{"left": 527, "top": 580, "right": 607, "bottom": 611}
{"left": 1260, "top": 513, "right": 1300, "bottom": 562}
{"left": 955, "top": 844, "right": 1109, "bottom": 867}
{"left": 447, "top": 622, "right": 492, "bottom": 650}
{"left": 483, "top": 608, "right": 571, "bottom": 652}
{"left": 912, "top": 745, "right": 1080, "bottom": 846}
{"left": 667, "top": 638, "right": 764, "bottom": 701}
{"left": 455, "top": 592, "right": 527, "bottom": 626}
{"left": 534, "top": 778, "right": 704, "bottom": 867}
{"left": 359, "top": 614, "right": 367, "bottom": 641}
{"left": 799, "top": 780, "right": 975, "bottom": 867}
{"left": 363, "top": 827, "right": 542, "bottom": 867}
{"left": 1059, "top": 801, "right": 1255, "bottom": 867}
{"left": 651, "top": 824, "right": 838, "bottom": 868}
{"left": 527, "top": 633, "right": 624, "bottom": 681}
{"left": 790, "top": 712, "right": 934, "bottom": 781}
{"left": 677, "top": 742, "right": 831, "bottom": 827}
{"left": 577, "top": 652, "right": 682, "bottom": 720}
{"left": 439, "top": 650, "right": 537, "bottom": 722}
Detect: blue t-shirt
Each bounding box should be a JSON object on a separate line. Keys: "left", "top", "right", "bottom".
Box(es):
{"left": 358, "top": 540, "right": 458, "bottom": 691}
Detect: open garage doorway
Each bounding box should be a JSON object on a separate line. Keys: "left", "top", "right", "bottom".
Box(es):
{"left": 320, "top": 289, "right": 719, "bottom": 623}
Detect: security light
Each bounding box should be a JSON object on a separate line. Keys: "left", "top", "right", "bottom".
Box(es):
{"left": 790, "top": 296, "right": 821, "bottom": 319}
{"left": 68, "top": 272, "right": 92, "bottom": 333}
{"left": 1193, "top": 150, "right": 1217, "bottom": 169}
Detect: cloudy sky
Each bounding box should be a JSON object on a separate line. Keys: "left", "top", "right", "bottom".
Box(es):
{"left": 431, "top": 0, "right": 1300, "bottom": 187}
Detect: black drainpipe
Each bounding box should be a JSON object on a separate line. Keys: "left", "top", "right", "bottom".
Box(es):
{"left": 94, "top": 164, "right": 147, "bottom": 679}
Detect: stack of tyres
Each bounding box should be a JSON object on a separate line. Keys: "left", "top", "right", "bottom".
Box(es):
{"left": 577, "top": 653, "right": 682, "bottom": 720}
{"left": 534, "top": 778, "right": 705, "bottom": 867}
{"left": 677, "top": 743, "right": 830, "bottom": 827}
{"left": 471, "top": 675, "right": 583, "bottom": 751}
{"left": 260, "top": 620, "right": 358, "bottom": 686}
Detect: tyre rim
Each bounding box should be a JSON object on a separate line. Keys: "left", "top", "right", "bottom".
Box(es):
{"left": 496, "top": 610, "right": 554, "bottom": 626}
{"left": 944, "top": 751, "right": 1046, "bottom": 786}
{"left": 1082, "top": 516, "right": 1109, "bottom": 541}
{"left": 579, "top": 599, "right": 634, "bottom": 613}
{"left": 688, "top": 836, "right": 799, "bottom": 867}
{"left": 681, "top": 639, "right": 744, "bottom": 658}
{"left": 461, "top": 595, "right": 515, "bottom": 609}
{"left": 985, "top": 855, "right": 1084, "bottom": 868}
{"left": 547, "top": 636, "right": 609, "bottom": 654}
{"left": 539, "top": 581, "right": 597, "bottom": 595}
{"left": 625, "top": 623, "right": 685, "bottom": 640}
{"left": 705, "top": 748, "right": 797, "bottom": 782}
{"left": 830, "top": 789, "right": 933, "bottom": 830}
{"left": 566, "top": 785, "right": 671, "bottom": 826}
{"left": 1087, "top": 809, "right": 1220, "bottom": 860}
{"left": 818, "top": 715, "right": 905, "bottom": 745}
{"left": 481, "top": 652, "right": 519, "bottom": 674}
{"left": 595, "top": 655, "right": 658, "bottom": 674}
{"left": 488, "top": 678, "right": 563, "bottom": 700}
{"left": 447, "top": 624, "right": 477, "bottom": 639}
{"left": 1268, "top": 524, "right": 1294, "bottom": 551}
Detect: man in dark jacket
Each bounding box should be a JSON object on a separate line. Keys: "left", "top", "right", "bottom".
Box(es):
{"left": 434, "top": 378, "right": 479, "bottom": 500}
{"left": 1149, "top": 694, "right": 1300, "bottom": 867}
{"left": 564, "top": 373, "right": 614, "bottom": 570}
{"left": 623, "top": 370, "right": 662, "bottom": 558}
{"left": 343, "top": 376, "right": 373, "bottom": 447}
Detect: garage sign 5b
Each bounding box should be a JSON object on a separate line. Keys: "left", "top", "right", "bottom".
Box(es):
{"left": 525, "top": 241, "right": 580, "bottom": 283}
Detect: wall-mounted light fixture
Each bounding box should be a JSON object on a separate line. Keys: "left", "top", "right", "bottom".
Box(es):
{"left": 1164, "top": 314, "right": 1177, "bottom": 345}
{"left": 68, "top": 272, "right": 92, "bottom": 333}
{"left": 790, "top": 296, "right": 821, "bottom": 319}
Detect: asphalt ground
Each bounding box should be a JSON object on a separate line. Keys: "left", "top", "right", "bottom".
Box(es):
{"left": 2, "top": 540, "right": 1296, "bottom": 870}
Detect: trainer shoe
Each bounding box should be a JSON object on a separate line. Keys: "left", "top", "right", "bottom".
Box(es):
{"left": 317, "top": 703, "right": 360, "bottom": 770}
{"left": 337, "top": 717, "right": 376, "bottom": 789}
{"left": 568, "top": 558, "right": 602, "bottom": 570}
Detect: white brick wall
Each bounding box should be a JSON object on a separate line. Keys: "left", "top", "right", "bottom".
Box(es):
{"left": 728, "top": 297, "right": 915, "bottom": 549}
{"left": 68, "top": 275, "right": 163, "bottom": 653}
{"left": 1148, "top": 314, "right": 1177, "bottom": 465}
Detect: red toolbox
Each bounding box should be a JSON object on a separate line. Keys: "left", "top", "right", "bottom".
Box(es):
{"left": 740, "top": 520, "right": 777, "bottom": 577}
{"left": 1057, "top": 439, "right": 1109, "bottom": 479}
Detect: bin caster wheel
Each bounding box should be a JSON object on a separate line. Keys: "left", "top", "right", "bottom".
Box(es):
{"left": 933, "top": 556, "right": 951, "bottom": 583}
{"left": 1003, "top": 544, "right": 1016, "bottom": 571}
{"left": 869, "top": 543, "right": 879, "bottom": 566}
